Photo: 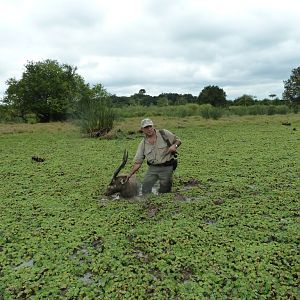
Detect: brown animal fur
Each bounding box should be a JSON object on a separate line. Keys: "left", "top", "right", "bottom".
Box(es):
{"left": 105, "top": 174, "right": 140, "bottom": 198}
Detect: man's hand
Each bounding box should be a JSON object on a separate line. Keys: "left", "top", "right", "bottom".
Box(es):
{"left": 124, "top": 175, "right": 131, "bottom": 183}
{"left": 126, "top": 163, "right": 141, "bottom": 183}
{"left": 168, "top": 144, "right": 177, "bottom": 154}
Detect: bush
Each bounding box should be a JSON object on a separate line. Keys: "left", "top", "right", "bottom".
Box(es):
{"left": 275, "top": 105, "right": 289, "bottom": 115}
{"left": 199, "top": 104, "right": 223, "bottom": 119}
{"left": 78, "top": 97, "right": 115, "bottom": 137}
{"left": 248, "top": 105, "right": 267, "bottom": 115}
{"left": 0, "top": 105, "right": 23, "bottom": 123}
{"left": 25, "top": 113, "right": 38, "bottom": 124}
{"left": 229, "top": 105, "right": 291, "bottom": 116}
{"left": 182, "top": 103, "right": 200, "bottom": 117}
{"left": 112, "top": 103, "right": 293, "bottom": 120}
{"left": 113, "top": 104, "right": 201, "bottom": 118}
{"left": 229, "top": 106, "right": 248, "bottom": 116}
{"left": 114, "top": 105, "right": 148, "bottom": 118}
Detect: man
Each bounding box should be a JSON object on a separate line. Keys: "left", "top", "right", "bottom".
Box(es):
{"left": 126, "top": 118, "right": 181, "bottom": 194}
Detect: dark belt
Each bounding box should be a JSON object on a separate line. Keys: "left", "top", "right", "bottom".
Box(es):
{"left": 147, "top": 159, "right": 175, "bottom": 167}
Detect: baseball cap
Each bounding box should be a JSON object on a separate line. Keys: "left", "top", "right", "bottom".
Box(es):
{"left": 140, "top": 118, "right": 154, "bottom": 128}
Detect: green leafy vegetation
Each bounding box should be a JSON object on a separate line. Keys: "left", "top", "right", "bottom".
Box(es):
{"left": 113, "top": 103, "right": 293, "bottom": 120}
{"left": 3, "top": 60, "right": 87, "bottom": 122}
{"left": 76, "top": 84, "right": 115, "bottom": 137}
{"left": 1, "top": 60, "right": 299, "bottom": 127}
{"left": 283, "top": 66, "right": 300, "bottom": 112}
{"left": 0, "top": 114, "right": 299, "bottom": 299}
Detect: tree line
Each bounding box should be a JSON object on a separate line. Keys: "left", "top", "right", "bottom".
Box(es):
{"left": 108, "top": 88, "right": 284, "bottom": 107}
{"left": 1, "top": 59, "right": 300, "bottom": 126}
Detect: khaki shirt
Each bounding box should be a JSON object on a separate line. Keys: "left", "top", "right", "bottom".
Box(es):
{"left": 134, "top": 129, "right": 180, "bottom": 165}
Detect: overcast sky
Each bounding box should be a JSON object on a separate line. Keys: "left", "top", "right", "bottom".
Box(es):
{"left": 1, "top": 0, "right": 299, "bottom": 100}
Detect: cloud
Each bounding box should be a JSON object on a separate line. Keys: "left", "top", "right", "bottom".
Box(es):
{"left": 1, "top": 0, "right": 300, "bottom": 100}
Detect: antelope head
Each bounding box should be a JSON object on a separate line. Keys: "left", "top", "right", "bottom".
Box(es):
{"left": 105, "top": 150, "right": 139, "bottom": 197}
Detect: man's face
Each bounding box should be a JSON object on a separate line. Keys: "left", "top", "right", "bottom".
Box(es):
{"left": 141, "top": 125, "right": 154, "bottom": 136}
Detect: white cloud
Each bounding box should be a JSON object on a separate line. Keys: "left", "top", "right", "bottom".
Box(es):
{"left": 1, "top": 0, "right": 300, "bottom": 100}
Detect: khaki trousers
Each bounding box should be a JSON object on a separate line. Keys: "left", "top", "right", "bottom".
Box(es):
{"left": 142, "top": 165, "right": 173, "bottom": 194}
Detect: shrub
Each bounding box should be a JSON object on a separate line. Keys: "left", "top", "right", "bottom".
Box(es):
{"left": 275, "top": 105, "right": 289, "bottom": 115}
{"left": 229, "top": 105, "right": 291, "bottom": 116}
{"left": 78, "top": 97, "right": 115, "bottom": 137}
{"left": 199, "top": 104, "right": 223, "bottom": 119}
{"left": 183, "top": 103, "right": 200, "bottom": 116}
{"left": 248, "top": 105, "right": 267, "bottom": 115}
{"left": 0, "top": 105, "right": 23, "bottom": 123}
{"left": 266, "top": 105, "right": 276, "bottom": 115}
{"left": 25, "top": 113, "right": 38, "bottom": 124}
{"left": 210, "top": 107, "right": 223, "bottom": 119}
{"left": 229, "top": 106, "right": 248, "bottom": 116}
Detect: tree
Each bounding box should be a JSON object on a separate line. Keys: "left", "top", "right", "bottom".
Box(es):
{"left": 157, "top": 96, "right": 169, "bottom": 106}
{"left": 158, "top": 93, "right": 182, "bottom": 105}
{"left": 4, "top": 59, "right": 87, "bottom": 122}
{"left": 198, "top": 85, "right": 227, "bottom": 107}
{"left": 132, "top": 93, "right": 154, "bottom": 106}
{"left": 283, "top": 67, "right": 300, "bottom": 111}
{"left": 233, "top": 94, "right": 255, "bottom": 106}
{"left": 182, "top": 94, "right": 198, "bottom": 104}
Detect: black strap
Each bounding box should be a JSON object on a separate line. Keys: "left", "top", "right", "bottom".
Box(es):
{"left": 159, "top": 129, "right": 171, "bottom": 147}
{"left": 159, "top": 129, "right": 177, "bottom": 158}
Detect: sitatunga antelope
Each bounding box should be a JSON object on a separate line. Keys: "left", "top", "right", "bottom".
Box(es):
{"left": 104, "top": 150, "right": 140, "bottom": 198}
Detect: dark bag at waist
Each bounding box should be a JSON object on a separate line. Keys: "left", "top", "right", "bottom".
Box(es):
{"left": 147, "top": 159, "right": 176, "bottom": 168}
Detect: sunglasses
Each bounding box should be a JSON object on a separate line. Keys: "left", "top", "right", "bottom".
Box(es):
{"left": 143, "top": 125, "right": 153, "bottom": 129}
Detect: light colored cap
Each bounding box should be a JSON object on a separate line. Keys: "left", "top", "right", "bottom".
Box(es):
{"left": 140, "top": 118, "right": 154, "bottom": 128}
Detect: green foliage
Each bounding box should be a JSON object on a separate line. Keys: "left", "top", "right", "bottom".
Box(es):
{"left": 0, "top": 104, "right": 22, "bottom": 123}
{"left": 228, "top": 105, "right": 249, "bottom": 116}
{"left": 24, "top": 113, "right": 38, "bottom": 124}
{"left": 229, "top": 105, "right": 291, "bottom": 116}
{"left": 198, "top": 85, "right": 227, "bottom": 107}
{"left": 3, "top": 59, "right": 87, "bottom": 122}
{"left": 110, "top": 93, "right": 198, "bottom": 107}
{"left": 157, "top": 93, "right": 194, "bottom": 105}
{"left": 0, "top": 115, "right": 299, "bottom": 299}
{"left": 114, "top": 105, "right": 148, "bottom": 118}
{"left": 157, "top": 96, "right": 169, "bottom": 107}
{"left": 199, "top": 104, "right": 224, "bottom": 119}
{"left": 109, "top": 93, "right": 288, "bottom": 109}
{"left": 113, "top": 103, "right": 292, "bottom": 120}
{"left": 178, "top": 103, "right": 200, "bottom": 117}
{"left": 233, "top": 94, "right": 256, "bottom": 106}
{"left": 273, "top": 105, "right": 289, "bottom": 115}
{"left": 164, "top": 103, "right": 200, "bottom": 117}
{"left": 113, "top": 103, "right": 201, "bottom": 118}
{"left": 244, "top": 105, "right": 268, "bottom": 116}
{"left": 283, "top": 66, "right": 300, "bottom": 111}
{"left": 132, "top": 93, "right": 155, "bottom": 106}
{"left": 77, "top": 84, "right": 115, "bottom": 137}
{"left": 260, "top": 97, "right": 284, "bottom": 106}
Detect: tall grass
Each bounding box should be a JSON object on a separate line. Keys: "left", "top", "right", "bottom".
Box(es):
{"left": 78, "top": 97, "right": 115, "bottom": 137}
{"left": 199, "top": 104, "right": 224, "bottom": 119}
{"left": 229, "top": 105, "right": 290, "bottom": 116}
{"left": 113, "top": 103, "right": 201, "bottom": 118}
{"left": 114, "top": 104, "right": 292, "bottom": 120}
